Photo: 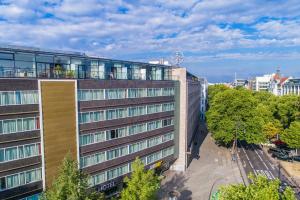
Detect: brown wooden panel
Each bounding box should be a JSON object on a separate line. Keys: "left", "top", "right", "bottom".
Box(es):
{"left": 41, "top": 81, "right": 77, "bottom": 187}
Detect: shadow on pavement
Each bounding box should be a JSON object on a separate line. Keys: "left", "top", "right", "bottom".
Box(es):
{"left": 159, "top": 173, "right": 192, "bottom": 200}
{"left": 187, "top": 122, "right": 208, "bottom": 167}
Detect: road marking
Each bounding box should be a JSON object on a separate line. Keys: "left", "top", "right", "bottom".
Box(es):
{"left": 240, "top": 143, "right": 256, "bottom": 175}
{"left": 255, "top": 170, "right": 274, "bottom": 180}
{"left": 250, "top": 145, "right": 277, "bottom": 179}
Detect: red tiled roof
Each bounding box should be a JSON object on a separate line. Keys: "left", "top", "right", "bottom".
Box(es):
{"left": 280, "top": 77, "right": 288, "bottom": 85}
{"left": 273, "top": 74, "right": 280, "bottom": 80}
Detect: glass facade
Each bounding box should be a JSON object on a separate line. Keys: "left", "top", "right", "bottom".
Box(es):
{"left": 0, "top": 90, "right": 38, "bottom": 106}
{"left": 79, "top": 103, "right": 174, "bottom": 124}
{"left": 0, "top": 117, "right": 40, "bottom": 135}
{"left": 79, "top": 117, "right": 174, "bottom": 146}
{"left": 0, "top": 48, "right": 173, "bottom": 80}
{"left": 0, "top": 143, "right": 41, "bottom": 163}
{"left": 0, "top": 168, "right": 42, "bottom": 191}
{"left": 89, "top": 146, "right": 174, "bottom": 186}
{"left": 80, "top": 132, "right": 174, "bottom": 168}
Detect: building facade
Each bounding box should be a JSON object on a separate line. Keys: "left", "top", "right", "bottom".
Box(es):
{"left": 281, "top": 78, "right": 300, "bottom": 95}
{"left": 199, "top": 78, "right": 208, "bottom": 121}
{"left": 170, "top": 68, "right": 202, "bottom": 171}
{"left": 0, "top": 45, "right": 202, "bottom": 199}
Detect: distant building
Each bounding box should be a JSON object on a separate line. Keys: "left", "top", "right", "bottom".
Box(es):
{"left": 199, "top": 78, "right": 208, "bottom": 121}
{"left": 251, "top": 74, "right": 273, "bottom": 92}
{"left": 269, "top": 69, "right": 289, "bottom": 96}
{"left": 281, "top": 78, "right": 300, "bottom": 95}
{"left": 232, "top": 79, "right": 248, "bottom": 88}
{"left": 149, "top": 59, "right": 170, "bottom": 66}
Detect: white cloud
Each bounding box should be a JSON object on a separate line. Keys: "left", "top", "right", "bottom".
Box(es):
{"left": 0, "top": 0, "right": 299, "bottom": 67}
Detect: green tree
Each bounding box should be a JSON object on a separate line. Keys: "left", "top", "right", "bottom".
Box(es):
{"left": 206, "top": 88, "right": 272, "bottom": 145}
{"left": 281, "top": 121, "right": 300, "bottom": 149}
{"left": 208, "top": 85, "right": 230, "bottom": 103}
{"left": 273, "top": 95, "right": 300, "bottom": 129}
{"left": 121, "top": 158, "right": 160, "bottom": 200}
{"left": 262, "top": 120, "right": 283, "bottom": 140}
{"left": 218, "top": 174, "right": 296, "bottom": 200}
{"left": 41, "top": 154, "right": 104, "bottom": 200}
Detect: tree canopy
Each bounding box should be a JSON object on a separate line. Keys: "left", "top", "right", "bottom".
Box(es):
{"left": 206, "top": 85, "right": 300, "bottom": 147}
{"left": 206, "top": 87, "right": 272, "bottom": 145}
{"left": 41, "top": 154, "right": 104, "bottom": 200}
{"left": 218, "top": 174, "right": 296, "bottom": 200}
{"left": 121, "top": 158, "right": 160, "bottom": 200}
{"left": 281, "top": 121, "right": 300, "bottom": 149}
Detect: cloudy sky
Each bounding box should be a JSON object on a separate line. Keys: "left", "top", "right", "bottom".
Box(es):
{"left": 1, "top": 0, "right": 300, "bottom": 82}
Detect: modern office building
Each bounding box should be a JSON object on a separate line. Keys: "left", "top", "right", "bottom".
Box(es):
{"left": 250, "top": 74, "right": 272, "bottom": 92}
{"left": 0, "top": 45, "right": 203, "bottom": 199}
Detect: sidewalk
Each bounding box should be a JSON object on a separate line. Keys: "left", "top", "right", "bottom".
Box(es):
{"left": 158, "top": 130, "right": 243, "bottom": 200}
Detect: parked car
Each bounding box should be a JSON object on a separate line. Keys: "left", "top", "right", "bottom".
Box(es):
{"left": 268, "top": 147, "right": 290, "bottom": 155}
{"left": 291, "top": 156, "right": 300, "bottom": 162}
{"left": 272, "top": 152, "right": 291, "bottom": 161}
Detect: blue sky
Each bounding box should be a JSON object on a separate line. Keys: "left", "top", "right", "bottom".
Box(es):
{"left": 1, "top": 0, "right": 300, "bottom": 82}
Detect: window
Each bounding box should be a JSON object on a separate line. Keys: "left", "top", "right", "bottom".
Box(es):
{"left": 0, "top": 168, "right": 42, "bottom": 191}
{"left": 107, "top": 146, "right": 128, "bottom": 160}
{"left": 162, "top": 146, "right": 174, "bottom": 157}
{"left": 0, "top": 91, "right": 38, "bottom": 106}
{"left": 162, "top": 102, "right": 175, "bottom": 112}
{"left": 147, "top": 151, "right": 162, "bottom": 164}
{"left": 162, "top": 88, "right": 175, "bottom": 96}
{"left": 78, "top": 89, "right": 104, "bottom": 101}
{"left": 129, "top": 140, "right": 147, "bottom": 154}
{"left": 80, "top": 134, "right": 94, "bottom": 146}
{"left": 151, "top": 67, "right": 162, "bottom": 80}
{"left": 20, "top": 193, "right": 40, "bottom": 200}
{"left": 147, "top": 104, "right": 162, "bottom": 114}
{"left": 0, "top": 143, "right": 40, "bottom": 163}
{"left": 79, "top": 131, "right": 105, "bottom": 146}
{"left": 129, "top": 106, "right": 147, "bottom": 117}
{"left": 162, "top": 132, "right": 174, "bottom": 142}
{"left": 148, "top": 136, "right": 162, "bottom": 148}
{"left": 79, "top": 111, "right": 104, "bottom": 124}
{"left": 147, "top": 120, "right": 162, "bottom": 131}
{"left": 80, "top": 152, "right": 106, "bottom": 168}
{"left": 107, "top": 164, "right": 129, "bottom": 180}
{"left": 14, "top": 53, "right": 35, "bottom": 78}
{"left": 105, "top": 89, "right": 126, "bottom": 99}
{"left": 0, "top": 117, "right": 39, "bottom": 135}
{"left": 106, "top": 127, "right": 127, "bottom": 140}
{"left": 112, "top": 63, "right": 127, "bottom": 79}
{"left": 90, "top": 172, "right": 106, "bottom": 186}
{"left": 90, "top": 60, "right": 105, "bottom": 79}
{"left": 163, "top": 118, "right": 174, "bottom": 127}
{"left": 128, "top": 123, "right": 147, "bottom": 135}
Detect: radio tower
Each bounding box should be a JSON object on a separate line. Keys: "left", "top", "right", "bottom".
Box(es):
{"left": 174, "top": 51, "right": 184, "bottom": 66}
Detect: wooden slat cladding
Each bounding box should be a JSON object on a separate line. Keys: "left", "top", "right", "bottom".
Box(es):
{"left": 41, "top": 81, "right": 77, "bottom": 188}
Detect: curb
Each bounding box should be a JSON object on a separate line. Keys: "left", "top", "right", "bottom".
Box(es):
{"left": 236, "top": 152, "right": 250, "bottom": 186}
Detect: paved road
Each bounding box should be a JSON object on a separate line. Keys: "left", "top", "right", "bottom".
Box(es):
{"left": 238, "top": 141, "right": 300, "bottom": 199}
{"left": 159, "top": 130, "right": 243, "bottom": 200}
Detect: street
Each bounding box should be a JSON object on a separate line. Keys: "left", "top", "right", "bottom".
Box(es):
{"left": 159, "top": 129, "right": 243, "bottom": 200}
{"left": 238, "top": 141, "right": 300, "bottom": 199}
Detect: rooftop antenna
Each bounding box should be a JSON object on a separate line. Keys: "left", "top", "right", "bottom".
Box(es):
{"left": 174, "top": 51, "right": 184, "bottom": 66}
